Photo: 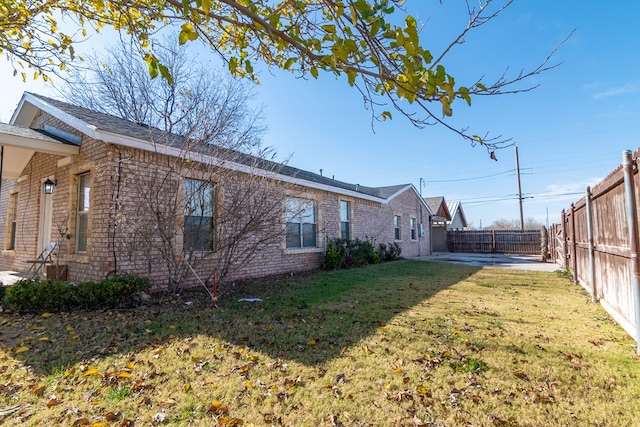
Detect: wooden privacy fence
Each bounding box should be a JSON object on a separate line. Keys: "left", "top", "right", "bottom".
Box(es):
{"left": 447, "top": 229, "right": 542, "bottom": 254}
{"left": 550, "top": 150, "right": 640, "bottom": 353}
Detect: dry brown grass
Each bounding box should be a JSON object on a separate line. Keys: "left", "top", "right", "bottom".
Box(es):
{"left": 0, "top": 260, "right": 638, "bottom": 426}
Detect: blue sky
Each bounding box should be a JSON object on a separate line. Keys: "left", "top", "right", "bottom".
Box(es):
{"left": 1, "top": 1, "right": 639, "bottom": 228}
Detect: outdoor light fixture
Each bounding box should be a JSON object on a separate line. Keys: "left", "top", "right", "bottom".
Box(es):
{"left": 43, "top": 178, "right": 57, "bottom": 195}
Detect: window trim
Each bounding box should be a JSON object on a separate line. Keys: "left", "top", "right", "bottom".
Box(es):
{"left": 340, "top": 200, "right": 351, "bottom": 240}
{"left": 394, "top": 215, "right": 402, "bottom": 241}
{"left": 6, "top": 192, "right": 18, "bottom": 251}
{"left": 75, "top": 172, "right": 91, "bottom": 253}
{"left": 285, "top": 196, "right": 318, "bottom": 249}
{"left": 183, "top": 178, "right": 216, "bottom": 252}
{"left": 410, "top": 217, "right": 417, "bottom": 240}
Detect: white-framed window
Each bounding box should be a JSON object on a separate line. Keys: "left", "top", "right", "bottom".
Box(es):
{"left": 340, "top": 200, "right": 351, "bottom": 240}
{"left": 76, "top": 172, "right": 91, "bottom": 253}
{"left": 285, "top": 197, "right": 317, "bottom": 248}
{"left": 394, "top": 215, "right": 401, "bottom": 240}
{"left": 183, "top": 178, "right": 216, "bottom": 252}
{"left": 410, "top": 217, "right": 417, "bottom": 240}
{"left": 7, "top": 192, "right": 18, "bottom": 250}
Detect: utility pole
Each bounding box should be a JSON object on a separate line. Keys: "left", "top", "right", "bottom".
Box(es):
{"left": 515, "top": 146, "right": 524, "bottom": 230}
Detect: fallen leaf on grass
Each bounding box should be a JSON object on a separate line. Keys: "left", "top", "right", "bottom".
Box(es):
{"left": 206, "top": 401, "right": 229, "bottom": 415}
{"left": 218, "top": 417, "right": 244, "bottom": 426}
{"left": 14, "top": 346, "right": 29, "bottom": 354}
{"left": 84, "top": 368, "right": 102, "bottom": 377}
{"left": 160, "top": 398, "right": 177, "bottom": 407}
{"left": 29, "top": 384, "right": 45, "bottom": 396}
{"left": 416, "top": 385, "right": 429, "bottom": 395}
{"left": 513, "top": 370, "right": 529, "bottom": 380}
{"left": 105, "top": 411, "right": 120, "bottom": 421}
{"left": 47, "top": 397, "right": 62, "bottom": 406}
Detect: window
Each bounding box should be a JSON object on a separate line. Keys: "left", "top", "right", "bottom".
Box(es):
{"left": 76, "top": 173, "right": 91, "bottom": 252}
{"left": 7, "top": 193, "right": 18, "bottom": 250}
{"left": 340, "top": 200, "right": 350, "bottom": 240}
{"left": 394, "top": 215, "right": 401, "bottom": 240}
{"left": 410, "top": 218, "right": 417, "bottom": 240}
{"left": 184, "top": 178, "right": 215, "bottom": 251}
{"left": 286, "top": 197, "right": 317, "bottom": 248}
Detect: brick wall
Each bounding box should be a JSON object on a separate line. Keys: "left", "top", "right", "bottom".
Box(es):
{"left": 1, "top": 112, "right": 431, "bottom": 288}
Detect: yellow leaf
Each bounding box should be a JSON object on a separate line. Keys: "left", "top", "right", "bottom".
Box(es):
{"left": 30, "top": 384, "right": 46, "bottom": 395}
{"left": 116, "top": 371, "right": 132, "bottom": 378}
{"left": 39, "top": 337, "right": 49, "bottom": 342}
{"left": 89, "top": 420, "right": 107, "bottom": 427}
{"left": 84, "top": 368, "right": 102, "bottom": 377}
{"left": 15, "top": 346, "right": 29, "bottom": 354}
{"left": 306, "top": 339, "right": 316, "bottom": 347}
{"left": 183, "top": 383, "right": 191, "bottom": 392}
{"left": 160, "top": 398, "right": 177, "bottom": 407}
{"left": 41, "top": 312, "right": 53, "bottom": 318}
{"left": 394, "top": 367, "right": 403, "bottom": 374}
{"left": 416, "top": 385, "right": 428, "bottom": 395}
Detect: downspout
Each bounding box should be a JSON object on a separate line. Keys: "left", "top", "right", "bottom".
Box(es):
{"left": 585, "top": 186, "right": 596, "bottom": 303}
{"left": 622, "top": 150, "right": 640, "bottom": 354}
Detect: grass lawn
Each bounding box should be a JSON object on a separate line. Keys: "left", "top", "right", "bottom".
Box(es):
{"left": 0, "top": 260, "right": 639, "bottom": 426}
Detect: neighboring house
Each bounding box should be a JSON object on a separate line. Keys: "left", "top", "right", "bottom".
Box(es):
{"left": 0, "top": 92, "right": 433, "bottom": 287}
{"left": 424, "top": 196, "right": 451, "bottom": 253}
{"left": 446, "top": 201, "right": 468, "bottom": 231}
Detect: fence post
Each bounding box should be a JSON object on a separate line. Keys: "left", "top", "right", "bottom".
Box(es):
{"left": 622, "top": 150, "right": 640, "bottom": 354}
{"left": 492, "top": 229, "right": 496, "bottom": 253}
{"left": 570, "top": 203, "right": 578, "bottom": 283}
{"left": 585, "top": 186, "right": 596, "bottom": 303}
{"left": 540, "top": 226, "right": 548, "bottom": 262}
{"left": 561, "top": 209, "right": 568, "bottom": 270}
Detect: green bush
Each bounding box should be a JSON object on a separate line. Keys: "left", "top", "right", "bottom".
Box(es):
{"left": 325, "top": 238, "right": 375, "bottom": 269}
{"left": 377, "top": 242, "right": 402, "bottom": 262}
{"left": 4, "top": 274, "right": 150, "bottom": 312}
{"left": 324, "top": 245, "right": 342, "bottom": 270}
{"left": 5, "top": 279, "right": 79, "bottom": 311}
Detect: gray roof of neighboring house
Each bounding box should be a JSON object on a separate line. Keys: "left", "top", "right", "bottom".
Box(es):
{"left": 446, "top": 201, "right": 468, "bottom": 227}
{"left": 424, "top": 196, "right": 451, "bottom": 220}
{"left": 23, "top": 93, "right": 413, "bottom": 201}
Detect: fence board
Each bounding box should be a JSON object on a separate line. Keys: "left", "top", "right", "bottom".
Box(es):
{"left": 447, "top": 229, "right": 542, "bottom": 254}
{"left": 551, "top": 149, "right": 640, "bottom": 345}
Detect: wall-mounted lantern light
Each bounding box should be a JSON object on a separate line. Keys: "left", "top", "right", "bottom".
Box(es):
{"left": 43, "top": 178, "right": 57, "bottom": 195}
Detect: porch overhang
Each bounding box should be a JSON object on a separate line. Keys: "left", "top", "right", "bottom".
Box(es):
{"left": 0, "top": 123, "right": 79, "bottom": 179}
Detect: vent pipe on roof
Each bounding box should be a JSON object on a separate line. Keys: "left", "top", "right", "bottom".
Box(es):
{"left": 319, "top": 169, "right": 323, "bottom": 176}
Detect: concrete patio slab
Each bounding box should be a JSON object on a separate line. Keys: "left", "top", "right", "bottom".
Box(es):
{"left": 412, "top": 252, "right": 560, "bottom": 272}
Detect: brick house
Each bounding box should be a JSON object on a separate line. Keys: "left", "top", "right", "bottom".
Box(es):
{"left": 0, "top": 92, "right": 432, "bottom": 286}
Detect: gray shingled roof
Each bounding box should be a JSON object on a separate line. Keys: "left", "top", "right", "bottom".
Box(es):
{"left": 27, "top": 93, "right": 413, "bottom": 200}
{"left": 0, "top": 122, "right": 73, "bottom": 146}
{"left": 424, "top": 196, "right": 451, "bottom": 220}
